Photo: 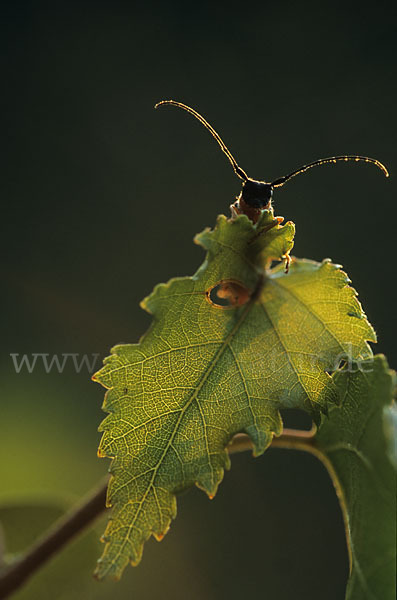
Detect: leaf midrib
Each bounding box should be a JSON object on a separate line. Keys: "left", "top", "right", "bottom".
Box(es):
{"left": 105, "top": 290, "right": 259, "bottom": 574}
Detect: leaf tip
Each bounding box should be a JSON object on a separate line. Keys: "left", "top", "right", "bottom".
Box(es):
{"left": 94, "top": 558, "right": 123, "bottom": 582}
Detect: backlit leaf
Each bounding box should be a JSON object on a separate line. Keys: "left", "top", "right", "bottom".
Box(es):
{"left": 93, "top": 209, "right": 375, "bottom": 579}
{"left": 316, "top": 356, "right": 396, "bottom": 600}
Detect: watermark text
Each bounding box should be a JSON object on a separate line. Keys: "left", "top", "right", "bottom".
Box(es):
{"left": 10, "top": 353, "right": 100, "bottom": 374}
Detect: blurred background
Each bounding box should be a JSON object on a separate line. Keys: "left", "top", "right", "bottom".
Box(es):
{"left": 2, "top": 1, "right": 396, "bottom": 598}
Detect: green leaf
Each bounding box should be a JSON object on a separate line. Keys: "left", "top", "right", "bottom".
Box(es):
{"left": 94, "top": 210, "right": 375, "bottom": 579}
{"left": 383, "top": 381, "right": 397, "bottom": 470}
{"left": 315, "top": 356, "right": 396, "bottom": 600}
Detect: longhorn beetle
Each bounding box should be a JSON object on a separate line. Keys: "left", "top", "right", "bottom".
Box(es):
{"left": 155, "top": 100, "right": 388, "bottom": 224}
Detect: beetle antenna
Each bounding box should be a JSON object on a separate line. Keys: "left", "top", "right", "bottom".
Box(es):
{"left": 155, "top": 100, "right": 249, "bottom": 182}
{"left": 271, "top": 155, "right": 389, "bottom": 188}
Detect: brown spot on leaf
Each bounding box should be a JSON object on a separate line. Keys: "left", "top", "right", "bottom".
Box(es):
{"left": 205, "top": 280, "right": 250, "bottom": 309}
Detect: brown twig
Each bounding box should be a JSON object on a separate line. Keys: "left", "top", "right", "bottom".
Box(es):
{"left": 0, "top": 477, "right": 108, "bottom": 599}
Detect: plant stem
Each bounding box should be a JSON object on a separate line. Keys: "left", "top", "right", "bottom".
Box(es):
{"left": 0, "top": 426, "right": 328, "bottom": 600}
{"left": 0, "top": 477, "right": 108, "bottom": 599}
{"left": 228, "top": 426, "right": 317, "bottom": 454}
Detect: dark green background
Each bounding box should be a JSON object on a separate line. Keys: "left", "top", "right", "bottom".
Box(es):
{"left": 2, "top": 2, "right": 396, "bottom": 599}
